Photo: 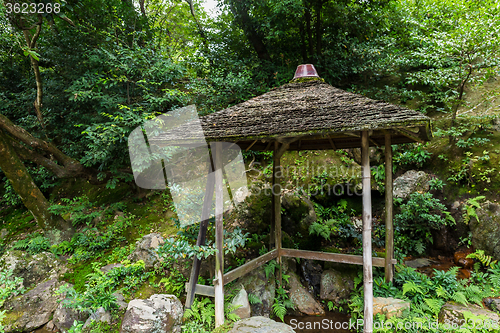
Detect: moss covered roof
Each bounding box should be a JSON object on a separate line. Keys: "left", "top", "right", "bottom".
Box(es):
{"left": 152, "top": 80, "right": 431, "bottom": 151}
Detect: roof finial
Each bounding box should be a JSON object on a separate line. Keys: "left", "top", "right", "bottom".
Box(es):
{"left": 293, "top": 64, "right": 319, "bottom": 79}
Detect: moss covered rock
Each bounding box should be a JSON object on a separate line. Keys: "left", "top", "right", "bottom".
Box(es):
{"left": 470, "top": 201, "right": 500, "bottom": 261}
{"left": 0, "top": 250, "right": 66, "bottom": 289}
{"left": 2, "top": 278, "right": 65, "bottom": 333}
{"left": 235, "top": 265, "right": 275, "bottom": 317}
{"left": 288, "top": 271, "right": 325, "bottom": 316}
{"left": 319, "top": 268, "right": 356, "bottom": 303}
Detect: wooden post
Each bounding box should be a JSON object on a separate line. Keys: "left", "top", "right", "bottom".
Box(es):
{"left": 213, "top": 142, "right": 225, "bottom": 327}
{"left": 273, "top": 141, "right": 282, "bottom": 284}
{"left": 384, "top": 133, "right": 394, "bottom": 283}
{"left": 361, "top": 131, "right": 373, "bottom": 333}
{"left": 185, "top": 156, "right": 215, "bottom": 309}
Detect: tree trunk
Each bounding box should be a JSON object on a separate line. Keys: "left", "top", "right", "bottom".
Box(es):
{"left": 315, "top": 0, "right": 323, "bottom": 57}
{"left": 305, "top": 5, "right": 313, "bottom": 61}
{"left": 0, "top": 131, "right": 74, "bottom": 242}
{"left": 228, "top": 0, "right": 271, "bottom": 61}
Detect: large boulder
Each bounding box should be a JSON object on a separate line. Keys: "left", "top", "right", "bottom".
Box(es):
{"left": 128, "top": 233, "right": 165, "bottom": 269}
{"left": 373, "top": 297, "right": 410, "bottom": 319}
{"left": 236, "top": 266, "right": 276, "bottom": 317}
{"left": 228, "top": 183, "right": 272, "bottom": 235}
{"left": 392, "top": 170, "right": 430, "bottom": 201}
{"left": 470, "top": 201, "right": 500, "bottom": 261}
{"left": 288, "top": 271, "right": 324, "bottom": 316}
{"left": 439, "top": 302, "right": 500, "bottom": 325}
{"left": 119, "top": 294, "right": 183, "bottom": 333}
{"left": 2, "top": 278, "right": 65, "bottom": 332}
{"left": 281, "top": 192, "right": 317, "bottom": 238}
{"left": 320, "top": 268, "right": 356, "bottom": 303}
{"left": 0, "top": 250, "right": 66, "bottom": 289}
{"left": 228, "top": 316, "right": 296, "bottom": 333}
{"left": 299, "top": 260, "right": 322, "bottom": 296}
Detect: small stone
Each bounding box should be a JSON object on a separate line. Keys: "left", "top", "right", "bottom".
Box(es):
{"left": 373, "top": 297, "right": 410, "bottom": 318}
{"left": 82, "top": 307, "right": 111, "bottom": 330}
{"left": 231, "top": 288, "right": 251, "bottom": 319}
{"left": 452, "top": 201, "right": 460, "bottom": 210}
{"left": 404, "top": 258, "right": 433, "bottom": 268}
{"left": 127, "top": 233, "right": 165, "bottom": 269}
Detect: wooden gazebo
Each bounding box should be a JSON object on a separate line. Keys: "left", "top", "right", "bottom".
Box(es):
{"left": 152, "top": 67, "right": 431, "bottom": 333}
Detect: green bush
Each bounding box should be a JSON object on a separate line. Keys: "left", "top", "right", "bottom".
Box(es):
{"left": 394, "top": 192, "right": 455, "bottom": 255}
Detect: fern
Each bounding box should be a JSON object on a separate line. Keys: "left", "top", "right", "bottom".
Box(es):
{"left": 465, "top": 285, "right": 487, "bottom": 306}
{"left": 224, "top": 303, "right": 241, "bottom": 322}
{"left": 451, "top": 291, "right": 468, "bottom": 306}
{"left": 402, "top": 281, "right": 423, "bottom": 296}
{"left": 435, "top": 285, "right": 450, "bottom": 299}
{"left": 272, "top": 300, "right": 287, "bottom": 321}
{"left": 463, "top": 196, "right": 485, "bottom": 224}
{"left": 487, "top": 264, "right": 500, "bottom": 290}
{"left": 467, "top": 250, "right": 497, "bottom": 268}
{"left": 247, "top": 293, "right": 262, "bottom": 305}
{"left": 424, "top": 298, "right": 444, "bottom": 315}
{"left": 264, "top": 260, "right": 278, "bottom": 279}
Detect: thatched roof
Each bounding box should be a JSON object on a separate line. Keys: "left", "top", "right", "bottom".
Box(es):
{"left": 152, "top": 80, "right": 431, "bottom": 151}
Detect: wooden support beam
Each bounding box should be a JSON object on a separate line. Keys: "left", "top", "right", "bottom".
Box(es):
{"left": 213, "top": 142, "right": 224, "bottom": 328}
{"left": 185, "top": 283, "right": 215, "bottom": 297}
{"left": 385, "top": 134, "right": 394, "bottom": 283}
{"left": 273, "top": 141, "right": 283, "bottom": 285}
{"left": 185, "top": 155, "right": 215, "bottom": 309}
{"left": 369, "top": 138, "right": 381, "bottom": 147}
{"left": 264, "top": 141, "right": 272, "bottom": 151}
{"left": 245, "top": 140, "right": 258, "bottom": 152}
{"left": 280, "top": 248, "right": 395, "bottom": 266}
{"left": 328, "top": 136, "right": 337, "bottom": 150}
{"left": 223, "top": 249, "right": 279, "bottom": 285}
{"left": 395, "top": 128, "right": 423, "bottom": 143}
{"left": 361, "top": 131, "right": 373, "bottom": 333}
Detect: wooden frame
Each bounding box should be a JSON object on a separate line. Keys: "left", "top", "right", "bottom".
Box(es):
{"left": 185, "top": 132, "right": 395, "bottom": 333}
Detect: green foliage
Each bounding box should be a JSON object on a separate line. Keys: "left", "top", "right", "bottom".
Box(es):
{"left": 467, "top": 250, "right": 498, "bottom": 268}
{"left": 428, "top": 178, "right": 445, "bottom": 191}
{"left": 272, "top": 285, "right": 295, "bottom": 321}
{"left": 0, "top": 268, "right": 25, "bottom": 333}
{"left": 183, "top": 296, "right": 241, "bottom": 332}
{"left": 394, "top": 192, "right": 455, "bottom": 255}
{"left": 49, "top": 196, "right": 101, "bottom": 226}
{"left": 264, "top": 260, "right": 278, "bottom": 279}
{"left": 12, "top": 233, "right": 51, "bottom": 254}
{"left": 68, "top": 213, "right": 134, "bottom": 263}
{"left": 462, "top": 196, "right": 486, "bottom": 225}
{"left": 309, "top": 199, "right": 355, "bottom": 242}
{"left": 393, "top": 144, "right": 431, "bottom": 169}
{"left": 157, "top": 227, "right": 248, "bottom": 262}
{"left": 58, "top": 260, "right": 147, "bottom": 313}
{"left": 248, "top": 293, "right": 262, "bottom": 305}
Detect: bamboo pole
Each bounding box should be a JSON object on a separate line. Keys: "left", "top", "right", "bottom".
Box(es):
{"left": 213, "top": 142, "right": 225, "bottom": 327}
{"left": 361, "top": 131, "right": 373, "bottom": 333}
{"left": 185, "top": 155, "right": 215, "bottom": 309}
{"left": 384, "top": 133, "right": 394, "bottom": 283}
{"left": 273, "top": 141, "right": 282, "bottom": 284}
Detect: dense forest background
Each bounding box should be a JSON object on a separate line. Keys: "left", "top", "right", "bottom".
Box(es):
{"left": 1, "top": 0, "right": 500, "bottom": 332}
